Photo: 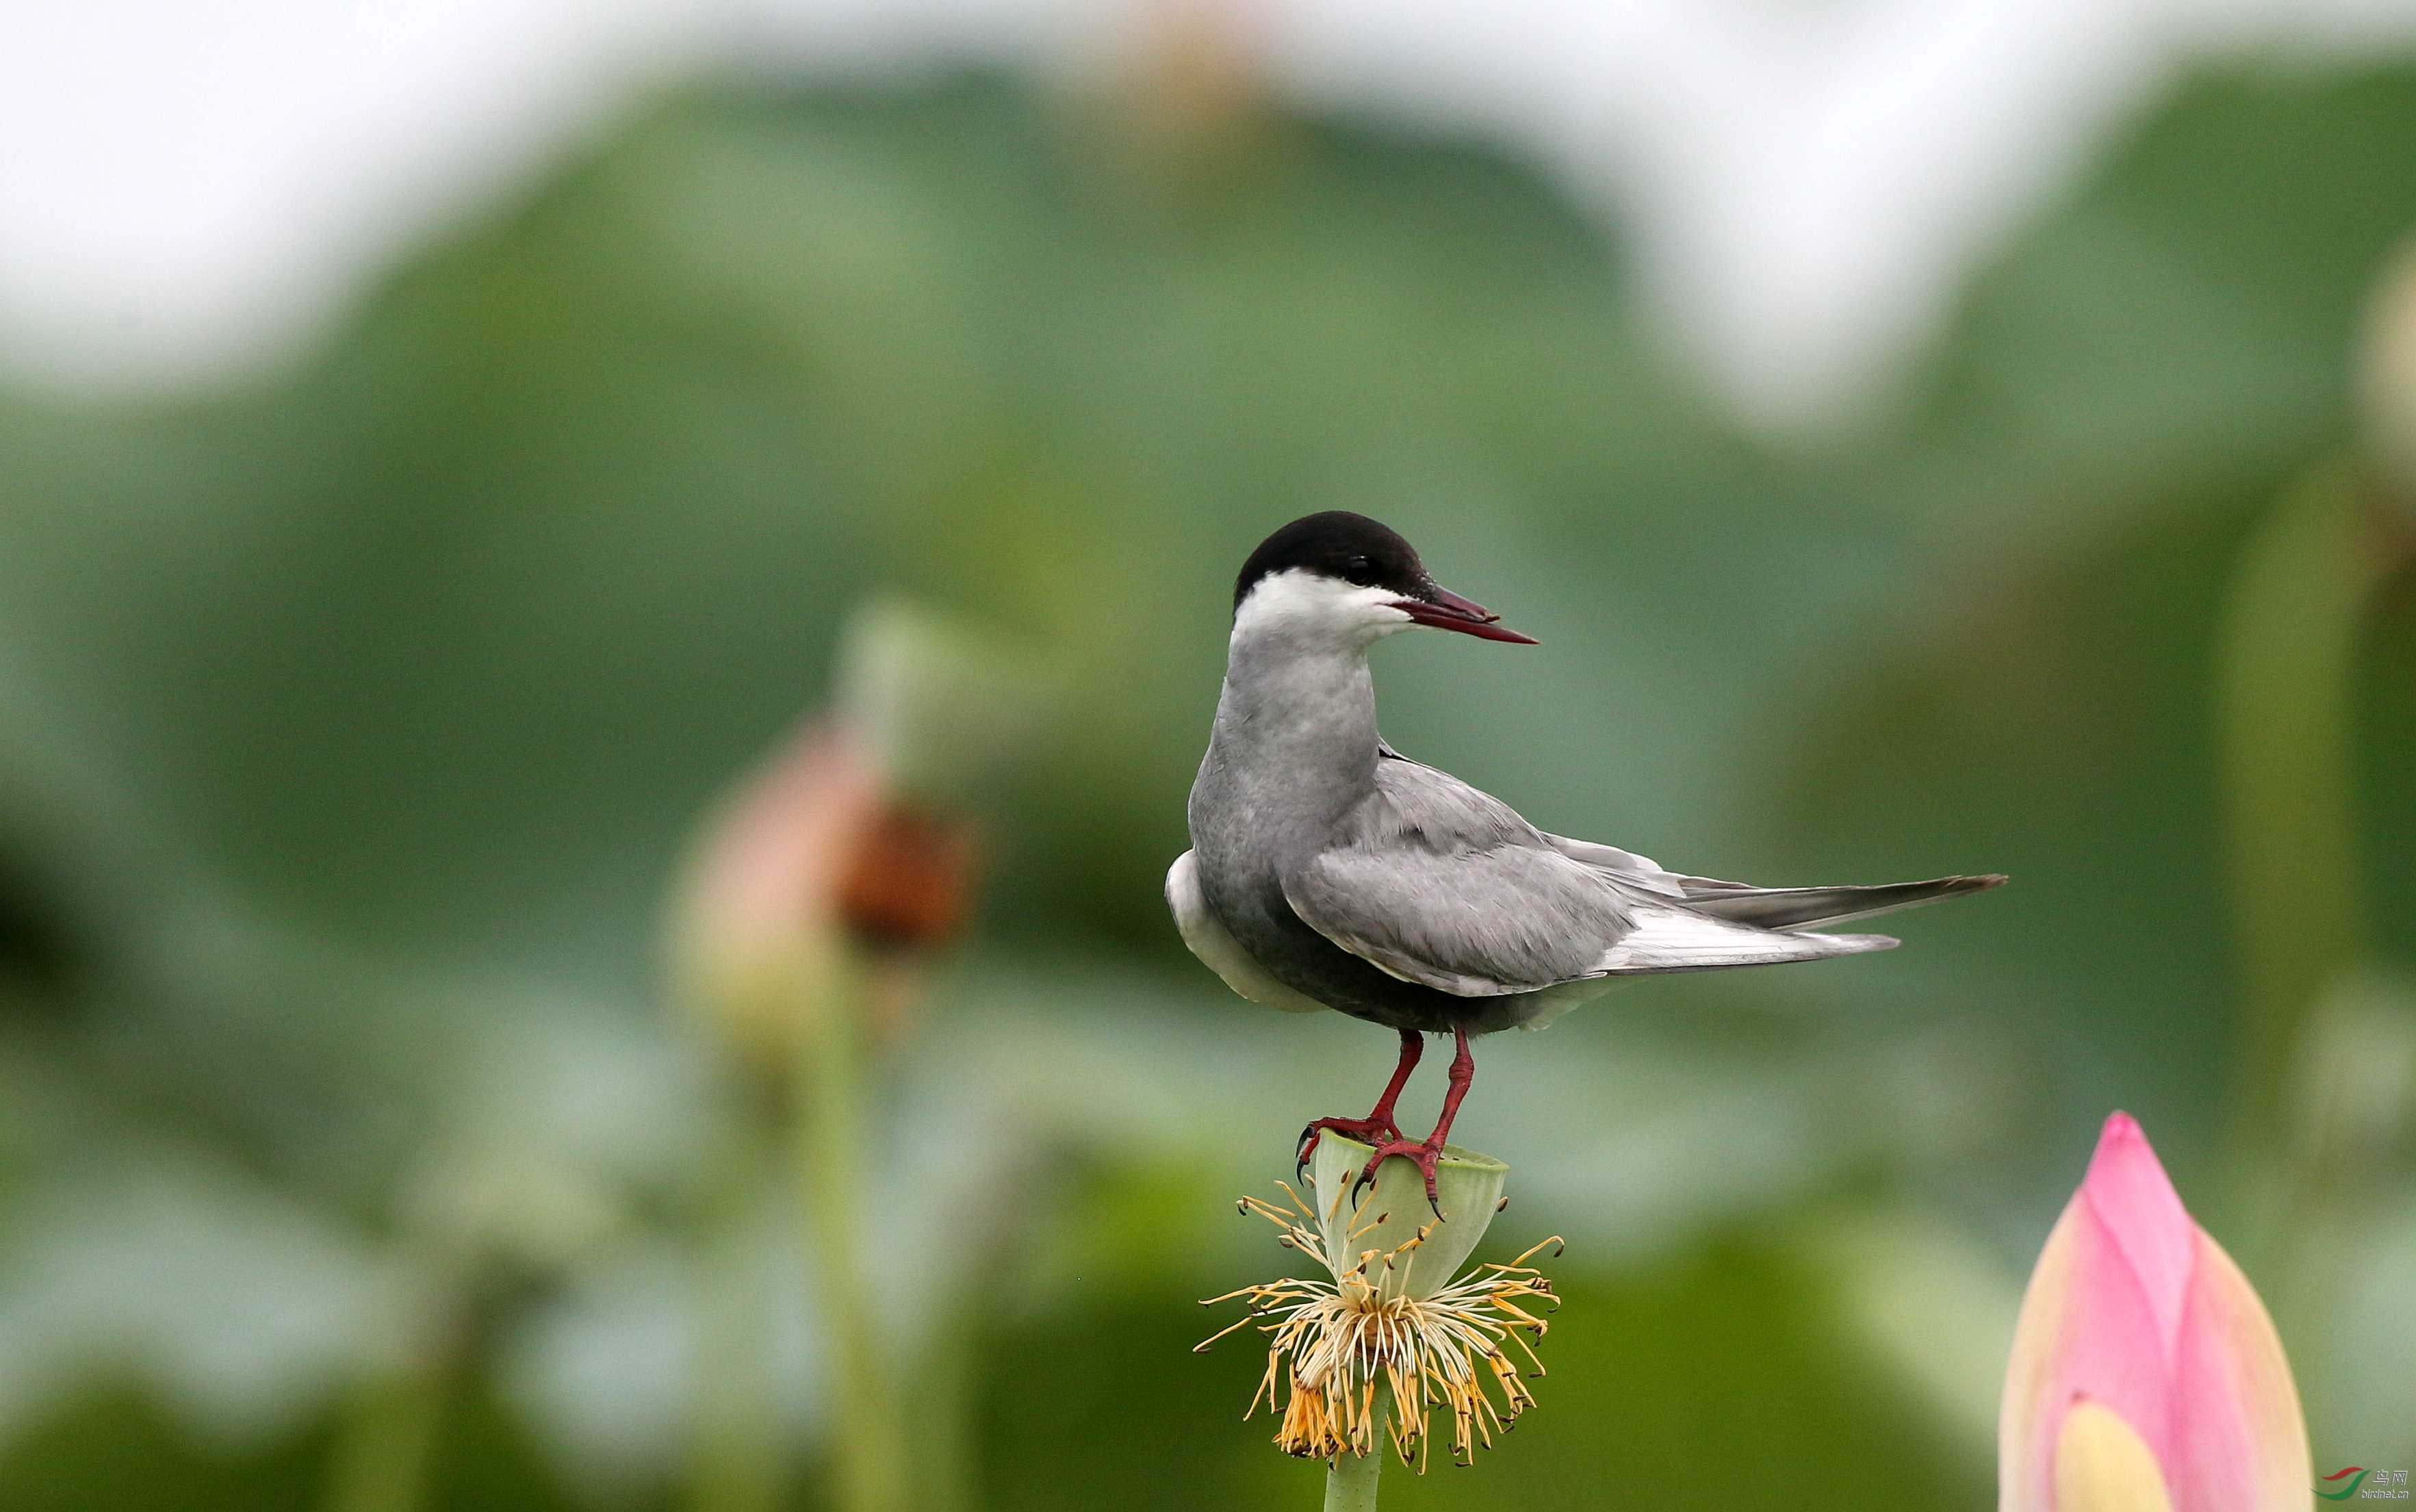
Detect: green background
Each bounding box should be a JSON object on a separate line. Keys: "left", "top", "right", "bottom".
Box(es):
{"left": 2, "top": 53, "right": 2412, "bottom": 1511}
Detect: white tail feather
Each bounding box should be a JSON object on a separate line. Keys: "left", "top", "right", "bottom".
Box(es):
{"left": 1593, "top": 908, "right": 1898, "bottom": 975}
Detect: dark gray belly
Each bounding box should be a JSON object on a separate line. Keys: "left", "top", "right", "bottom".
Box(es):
{"left": 1198, "top": 862, "right": 1544, "bottom": 1036}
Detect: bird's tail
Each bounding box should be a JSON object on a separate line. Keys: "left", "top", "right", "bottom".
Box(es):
{"left": 1671, "top": 873, "right": 2007, "bottom": 931}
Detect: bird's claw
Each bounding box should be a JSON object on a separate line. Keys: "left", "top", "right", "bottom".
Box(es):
{"left": 1295, "top": 1115, "right": 1404, "bottom": 1177}
{"left": 1349, "top": 1138, "right": 1446, "bottom": 1219}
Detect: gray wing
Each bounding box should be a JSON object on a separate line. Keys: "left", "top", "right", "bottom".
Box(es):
{"left": 1285, "top": 847, "right": 1627, "bottom": 996}
{"left": 1286, "top": 749, "right": 1897, "bottom": 997}
{"left": 1652, "top": 871, "right": 2006, "bottom": 927}
{"left": 1541, "top": 822, "right": 2006, "bottom": 931}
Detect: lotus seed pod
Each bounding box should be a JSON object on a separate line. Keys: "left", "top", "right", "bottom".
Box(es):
{"left": 1202, "top": 1149, "right": 1558, "bottom": 1472}
{"left": 1309, "top": 1134, "right": 1506, "bottom": 1303}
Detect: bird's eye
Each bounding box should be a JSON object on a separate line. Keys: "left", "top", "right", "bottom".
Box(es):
{"left": 1345, "top": 554, "right": 1373, "bottom": 575}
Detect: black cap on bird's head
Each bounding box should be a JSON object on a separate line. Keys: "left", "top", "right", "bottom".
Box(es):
{"left": 1231, "top": 511, "right": 1537, "bottom": 644}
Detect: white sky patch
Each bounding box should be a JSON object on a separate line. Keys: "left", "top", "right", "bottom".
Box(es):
{"left": 4, "top": 0, "right": 2415, "bottom": 425}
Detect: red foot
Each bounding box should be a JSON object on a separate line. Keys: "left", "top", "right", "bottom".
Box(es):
{"left": 1351, "top": 1137, "right": 1446, "bottom": 1218}
{"left": 1296, "top": 1115, "right": 1404, "bottom": 1175}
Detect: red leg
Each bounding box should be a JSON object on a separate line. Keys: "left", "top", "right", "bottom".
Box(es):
{"left": 1350, "top": 1025, "right": 1474, "bottom": 1216}
{"left": 1296, "top": 1029, "right": 1423, "bottom": 1172}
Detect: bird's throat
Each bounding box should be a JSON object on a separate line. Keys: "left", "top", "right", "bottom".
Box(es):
{"left": 1209, "top": 641, "right": 1381, "bottom": 804}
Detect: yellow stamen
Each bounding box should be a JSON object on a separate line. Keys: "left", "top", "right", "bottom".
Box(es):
{"left": 1198, "top": 1179, "right": 1561, "bottom": 1469}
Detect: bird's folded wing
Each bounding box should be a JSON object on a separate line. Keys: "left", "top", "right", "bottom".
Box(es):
{"left": 1545, "top": 825, "right": 2007, "bottom": 927}
{"left": 1286, "top": 843, "right": 1905, "bottom": 995}
{"left": 1336, "top": 748, "right": 1907, "bottom": 992}
{"left": 1282, "top": 843, "right": 1626, "bottom": 996}
{"left": 1662, "top": 873, "right": 2007, "bottom": 929}
{"left": 1541, "top": 833, "right": 1688, "bottom": 898}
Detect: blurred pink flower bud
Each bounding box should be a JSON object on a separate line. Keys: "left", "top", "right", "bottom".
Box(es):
{"left": 671, "top": 719, "right": 977, "bottom": 1071}
{"left": 677, "top": 721, "right": 882, "bottom": 975}
{"left": 669, "top": 600, "right": 1028, "bottom": 1073}
{"left": 1999, "top": 1112, "right": 2310, "bottom": 1512}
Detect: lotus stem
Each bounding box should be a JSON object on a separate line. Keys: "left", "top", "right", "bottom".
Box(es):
{"left": 1324, "top": 1434, "right": 1382, "bottom": 1512}
{"left": 322, "top": 1355, "right": 449, "bottom": 1512}
{"left": 794, "top": 959, "right": 908, "bottom": 1512}
{"left": 321, "top": 1256, "right": 465, "bottom": 1512}
{"left": 688, "top": 1114, "right": 780, "bottom": 1512}
{"left": 2215, "top": 465, "right": 2380, "bottom": 1147}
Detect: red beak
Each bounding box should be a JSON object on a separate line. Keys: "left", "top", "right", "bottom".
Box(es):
{"left": 1391, "top": 585, "right": 1539, "bottom": 643}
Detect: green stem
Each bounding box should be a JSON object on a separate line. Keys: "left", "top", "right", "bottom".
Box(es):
{"left": 322, "top": 1366, "right": 447, "bottom": 1512}
{"left": 688, "top": 1114, "right": 782, "bottom": 1512}
{"left": 906, "top": 1309, "right": 979, "bottom": 1512}
{"left": 1322, "top": 1377, "right": 1390, "bottom": 1512}
{"left": 794, "top": 962, "right": 907, "bottom": 1512}
{"left": 2215, "top": 467, "right": 2378, "bottom": 1149}
{"left": 321, "top": 1270, "right": 461, "bottom": 1512}
{"left": 1323, "top": 1449, "right": 1382, "bottom": 1512}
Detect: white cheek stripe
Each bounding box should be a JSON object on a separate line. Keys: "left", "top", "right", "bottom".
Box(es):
{"left": 1231, "top": 568, "right": 1415, "bottom": 644}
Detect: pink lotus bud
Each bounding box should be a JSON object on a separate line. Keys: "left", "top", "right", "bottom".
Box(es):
{"left": 668, "top": 600, "right": 1020, "bottom": 1073}
{"left": 675, "top": 721, "right": 885, "bottom": 983}
{"left": 2000, "top": 1113, "right": 2311, "bottom": 1512}
{"left": 669, "top": 719, "right": 978, "bottom": 1073}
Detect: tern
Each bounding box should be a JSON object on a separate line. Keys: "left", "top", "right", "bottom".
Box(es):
{"left": 1168, "top": 512, "right": 2004, "bottom": 1209}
